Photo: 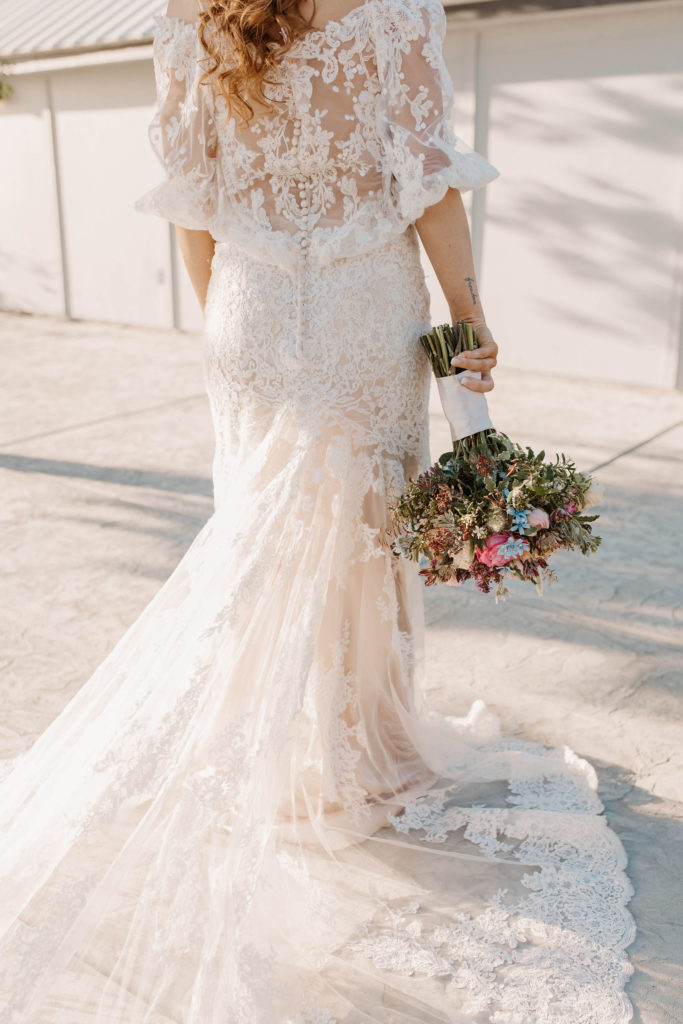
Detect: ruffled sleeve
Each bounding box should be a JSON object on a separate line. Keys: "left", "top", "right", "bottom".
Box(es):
{"left": 135, "top": 16, "right": 218, "bottom": 231}
{"left": 373, "top": 0, "right": 500, "bottom": 223}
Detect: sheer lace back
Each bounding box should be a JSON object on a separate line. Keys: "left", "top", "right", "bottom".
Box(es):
{"left": 135, "top": 0, "right": 500, "bottom": 268}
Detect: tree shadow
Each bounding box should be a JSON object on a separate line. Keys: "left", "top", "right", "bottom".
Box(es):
{"left": 55, "top": 490, "right": 213, "bottom": 580}
{"left": 0, "top": 451, "right": 212, "bottom": 497}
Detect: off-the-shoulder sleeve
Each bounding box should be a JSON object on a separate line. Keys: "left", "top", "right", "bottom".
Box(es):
{"left": 134, "top": 16, "right": 218, "bottom": 231}
{"left": 373, "top": 0, "right": 500, "bottom": 222}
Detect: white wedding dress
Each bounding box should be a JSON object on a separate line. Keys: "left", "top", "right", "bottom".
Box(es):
{"left": 0, "top": 1, "right": 636, "bottom": 1021}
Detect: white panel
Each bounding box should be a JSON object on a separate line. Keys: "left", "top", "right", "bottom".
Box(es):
{"left": 52, "top": 59, "right": 173, "bottom": 327}
{"left": 477, "top": 4, "right": 683, "bottom": 388}
{"left": 421, "top": 24, "right": 479, "bottom": 328}
{"left": 0, "top": 75, "right": 63, "bottom": 315}
{"left": 444, "top": 21, "right": 478, "bottom": 147}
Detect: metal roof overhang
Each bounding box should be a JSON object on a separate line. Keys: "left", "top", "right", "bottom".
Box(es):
{"left": 0, "top": 0, "right": 667, "bottom": 63}
{"left": 0, "top": 0, "right": 164, "bottom": 62}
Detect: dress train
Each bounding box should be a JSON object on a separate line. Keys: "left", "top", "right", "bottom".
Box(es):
{"left": 0, "top": 231, "right": 635, "bottom": 1023}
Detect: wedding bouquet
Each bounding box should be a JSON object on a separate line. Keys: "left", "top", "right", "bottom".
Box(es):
{"left": 389, "top": 322, "right": 603, "bottom": 598}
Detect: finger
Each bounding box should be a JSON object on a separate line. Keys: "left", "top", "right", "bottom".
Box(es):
{"left": 476, "top": 341, "right": 498, "bottom": 359}
{"left": 451, "top": 356, "right": 497, "bottom": 373}
{"left": 451, "top": 345, "right": 498, "bottom": 366}
{"left": 452, "top": 353, "right": 497, "bottom": 369}
{"left": 462, "top": 373, "right": 494, "bottom": 393}
{"left": 452, "top": 346, "right": 497, "bottom": 361}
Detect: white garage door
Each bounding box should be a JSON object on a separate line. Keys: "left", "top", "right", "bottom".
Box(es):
{"left": 51, "top": 59, "right": 174, "bottom": 328}
{"left": 442, "top": 1, "right": 683, "bottom": 389}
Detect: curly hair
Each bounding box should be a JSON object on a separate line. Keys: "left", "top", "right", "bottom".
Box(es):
{"left": 197, "top": 0, "right": 319, "bottom": 125}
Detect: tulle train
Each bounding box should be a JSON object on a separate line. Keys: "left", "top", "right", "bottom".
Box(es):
{"left": 0, "top": 230, "right": 635, "bottom": 1023}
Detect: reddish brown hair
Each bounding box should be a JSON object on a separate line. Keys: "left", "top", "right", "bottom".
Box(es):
{"left": 198, "top": 0, "right": 318, "bottom": 125}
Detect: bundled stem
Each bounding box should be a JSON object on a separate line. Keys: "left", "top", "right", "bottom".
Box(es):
{"left": 419, "top": 321, "right": 495, "bottom": 460}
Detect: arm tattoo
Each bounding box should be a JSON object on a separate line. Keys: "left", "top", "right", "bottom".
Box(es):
{"left": 464, "top": 276, "right": 478, "bottom": 305}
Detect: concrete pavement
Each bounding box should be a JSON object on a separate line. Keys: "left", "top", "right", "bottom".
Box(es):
{"left": 1, "top": 310, "right": 682, "bottom": 1022}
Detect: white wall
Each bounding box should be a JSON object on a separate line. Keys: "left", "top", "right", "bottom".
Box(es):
{"left": 51, "top": 59, "right": 174, "bottom": 328}
{"left": 1, "top": 1, "right": 682, "bottom": 386}
{"left": 446, "top": 1, "right": 683, "bottom": 389}
{"left": 419, "top": 21, "right": 479, "bottom": 329}
{"left": 0, "top": 53, "right": 178, "bottom": 329}
{"left": 0, "top": 75, "right": 63, "bottom": 315}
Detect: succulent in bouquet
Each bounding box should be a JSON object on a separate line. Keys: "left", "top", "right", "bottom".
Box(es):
{"left": 388, "top": 322, "right": 603, "bottom": 598}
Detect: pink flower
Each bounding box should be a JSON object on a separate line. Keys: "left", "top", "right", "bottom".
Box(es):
{"left": 564, "top": 501, "right": 578, "bottom": 515}
{"left": 526, "top": 507, "right": 550, "bottom": 530}
{"left": 476, "top": 532, "right": 529, "bottom": 568}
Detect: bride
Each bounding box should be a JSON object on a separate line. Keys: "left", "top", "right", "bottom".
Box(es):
{"left": 0, "top": 0, "right": 636, "bottom": 1020}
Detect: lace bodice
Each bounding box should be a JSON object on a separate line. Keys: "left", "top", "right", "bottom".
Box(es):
{"left": 135, "top": 0, "right": 500, "bottom": 269}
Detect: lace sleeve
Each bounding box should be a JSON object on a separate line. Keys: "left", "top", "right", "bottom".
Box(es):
{"left": 373, "top": 0, "right": 500, "bottom": 223}
{"left": 135, "top": 16, "right": 218, "bottom": 231}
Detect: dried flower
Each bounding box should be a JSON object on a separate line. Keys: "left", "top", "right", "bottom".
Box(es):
{"left": 435, "top": 485, "right": 451, "bottom": 513}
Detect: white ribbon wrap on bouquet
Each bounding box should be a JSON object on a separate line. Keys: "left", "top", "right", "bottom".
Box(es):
{"left": 436, "top": 371, "right": 493, "bottom": 441}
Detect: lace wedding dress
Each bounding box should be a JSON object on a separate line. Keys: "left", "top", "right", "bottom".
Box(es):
{"left": 0, "top": 0, "right": 636, "bottom": 1020}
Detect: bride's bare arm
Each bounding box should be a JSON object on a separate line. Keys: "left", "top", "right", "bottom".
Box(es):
{"left": 415, "top": 187, "right": 497, "bottom": 393}
{"left": 175, "top": 229, "right": 216, "bottom": 313}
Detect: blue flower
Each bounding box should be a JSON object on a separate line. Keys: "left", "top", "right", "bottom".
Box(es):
{"left": 499, "top": 536, "right": 528, "bottom": 560}
{"left": 506, "top": 506, "right": 530, "bottom": 533}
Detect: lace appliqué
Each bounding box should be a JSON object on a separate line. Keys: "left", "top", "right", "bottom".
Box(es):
{"left": 135, "top": 0, "right": 500, "bottom": 271}
{"left": 360, "top": 766, "right": 637, "bottom": 1023}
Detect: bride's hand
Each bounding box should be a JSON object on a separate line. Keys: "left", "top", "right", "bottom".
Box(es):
{"left": 450, "top": 320, "right": 497, "bottom": 393}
